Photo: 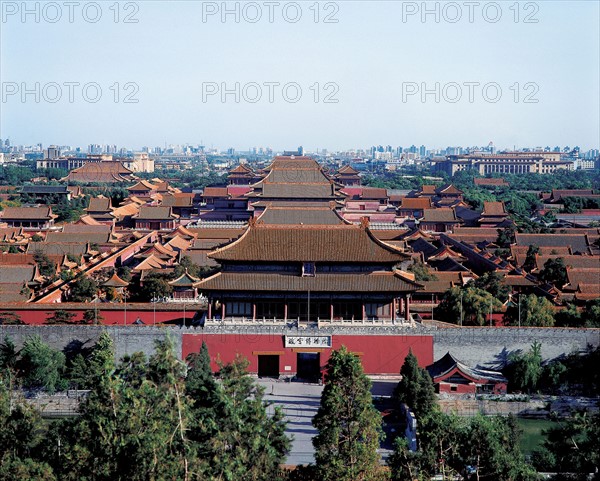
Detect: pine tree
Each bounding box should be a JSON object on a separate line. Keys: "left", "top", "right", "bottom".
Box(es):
{"left": 312, "top": 346, "right": 383, "bottom": 481}
{"left": 393, "top": 350, "right": 436, "bottom": 419}
{"left": 203, "top": 354, "right": 290, "bottom": 481}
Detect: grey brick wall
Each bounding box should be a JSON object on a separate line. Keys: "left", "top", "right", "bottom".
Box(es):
{"left": 1, "top": 326, "right": 598, "bottom": 370}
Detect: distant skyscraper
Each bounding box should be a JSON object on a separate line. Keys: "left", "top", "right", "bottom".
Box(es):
{"left": 419, "top": 145, "right": 426, "bottom": 157}
{"left": 44, "top": 145, "right": 60, "bottom": 159}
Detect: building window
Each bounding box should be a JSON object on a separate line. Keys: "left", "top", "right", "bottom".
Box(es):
{"left": 302, "top": 262, "right": 315, "bottom": 277}
{"left": 450, "top": 385, "right": 458, "bottom": 392}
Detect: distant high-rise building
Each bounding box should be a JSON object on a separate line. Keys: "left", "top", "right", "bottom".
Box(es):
{"left": 419, "top": 145, "right": 426, "bottom": 157}
{"left": 44, "top": 145, "right": 61, "bottom": 159}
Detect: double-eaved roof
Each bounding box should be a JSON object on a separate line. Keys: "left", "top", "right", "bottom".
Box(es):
{"left": 195, "top": 271, "right": 420, "bottom": 292}
{"left": 208, "top": 224, "right": 410, "bottom": 263}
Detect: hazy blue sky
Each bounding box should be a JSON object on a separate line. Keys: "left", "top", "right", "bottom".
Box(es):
{"left": 1, "top": 0, "right": 599, "bottom": 151}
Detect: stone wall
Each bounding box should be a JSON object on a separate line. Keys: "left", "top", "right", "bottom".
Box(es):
{"left": 1, "top": 325, "right": 598, "bottom": 370}
{"left": 0, "top": 325, "right": 181, "bottom": 361}
{"left": 433, "top": 327, "right": 600, "bottom": 369}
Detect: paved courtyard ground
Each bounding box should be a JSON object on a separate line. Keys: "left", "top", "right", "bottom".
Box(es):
{"left": 258, "top": 379, "right": 398, "bottom": 465}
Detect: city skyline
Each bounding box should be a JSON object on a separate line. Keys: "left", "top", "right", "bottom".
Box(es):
{"left": 2, "top": 1, "right": 599, "bottom": 150}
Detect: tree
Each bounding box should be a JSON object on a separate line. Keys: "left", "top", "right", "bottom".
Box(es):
{"left": 313, "top": 346, "right": 382, "bottom": 481}
{"left": 207, "top": 355, "right": 290, "bottom": 481}
{"left": 185, "top": 341, "right": 218, "bottom": 409}
{"left": 0, "top": 381, "right": 56, "bottom": 481}
{"left": 538, "top": 257, "right": 568, "bottom": 287}
{"left": 408, "top": 261, "right": 438, "bottom": 282}
{"left": 116, "top": 266, "right": 131, "bottom": 282}
{"left": 33, "top": 251, "right": 56, "bottom": 279}
{"left": 18, "top": 335, "right": 67, "bottom": 393}
{"left": 436, "top": 287, "right": 503, "bottom": 326}
{"left": 496, "top": 226, "right": 516, "bottom": 247}
{"left": 504, "top": 341, "right": 543, "bottom": 393}
{"left": 505, "top": 294, "right": 555, "bottom": 327}
{"left": 136, "top": 272, "right": 172, "bottom": 301}
{"left": 522, "top": 244, "right": 539, "bottom": 272}
{"left": 533, "top": 410, "right": 600, "bottom": 477}
{"left": 393, "top": 350, "right": 436, "bottom": 420}
{"left": 471, "top": 272, "right": 511, "bottom": 303}
{"left": 69, "top": 275, "right": 98, "bottom": 302}
{"left": 0, "top": 337, "right": 19, "bottom": 374}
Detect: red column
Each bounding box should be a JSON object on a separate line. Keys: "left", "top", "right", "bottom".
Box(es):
{"left": 252, "top": 303, "right": 256, "bottom": 321}
{"left": 221, "top": 302, "right": 225, "bottom": 319}
{"left": 208, "top": 302, "right": 212, "bottom": 320}
{"left": 284, "top": 303, "right": 288, "bottom": 321}
{"left": 392, "top": 299, "right": 397, "bottom": 321}
{"left": 362, "top": 303, "right": 366, "bottom": 320}
{"left": 330, "top": 303, "right": 334, "bottom": 321}
{"left": 405, "top": 295, "right": 411, "bottom": 321}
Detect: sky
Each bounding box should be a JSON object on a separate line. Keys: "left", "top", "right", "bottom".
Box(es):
{"left": 1, "top": 0, "right": 599, "bottom": 151}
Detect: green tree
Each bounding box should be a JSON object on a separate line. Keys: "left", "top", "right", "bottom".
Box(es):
{"left": 504, "top": 341, "right": 543, "bottom": 393}
{"left": 136, "top": 272, "right": 173, "bottom": 301}
{"left": 436, "top": 287, "right": 503, "bottom": 326}
{"left": 471, "top": 272, "right": 511, "bottom": 303}
{"left": 313, "top": 346, "right": 382, "bottom": 481}
{"left": 82, "top": 309, "right": 103, "bottom": 325}
{"left": 522, "top": 244, "right": 539, "bottom": 272}
{"left": 69, "top": 275, "right": 98, "bottom": 302}
{"left": 0, "top": 381, "right": 56, "bottom": 481}
{"left": 0, "top": 337, "right": 19, "bottom": 374}
{"left": 393, "top": 350, "right": 436, "bottom": 419}
{"left": 533, "top": 411, "right": 600, "bottom": 477}
{"left": 538, "top": 257, "right": 568, "bottom": 287}
{"left": 33, "top": 251, "right": 56, "bottom": 279}
{"left": 185, "top": 341, "right": 218, "bottom": 410}
{"left": 496, "top": 226, "right": 516, "bottom": 247}
{"left": 505, "top": 294, "right": 555, "bottom": 327}
{"left": 206, "top": 355, "right": 290, "bottom": 481}
{"left": 408, "top": 261, "right": 438, "bottom": 282}
{"left": 18, "top": 335, "right": 67, "bottom": 393}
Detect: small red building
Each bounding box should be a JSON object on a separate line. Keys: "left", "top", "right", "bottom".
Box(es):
{"left": 426, "top": 352, "right": 507, "bottom": 394}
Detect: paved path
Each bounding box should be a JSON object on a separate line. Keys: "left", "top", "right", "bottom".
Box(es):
{"left": 258, "top": 379, "right": 398, "bottom": 466}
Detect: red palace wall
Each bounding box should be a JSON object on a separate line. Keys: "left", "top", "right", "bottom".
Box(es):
{"left": 182, "top": 333, "right": 434, "bottom": 376}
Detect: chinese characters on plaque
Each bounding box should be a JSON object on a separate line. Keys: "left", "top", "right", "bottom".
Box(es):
{"left": 284, "top": 336, "right": 332, "bottom": 348}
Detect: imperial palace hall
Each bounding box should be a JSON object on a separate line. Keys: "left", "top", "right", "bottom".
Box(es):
{"left": 194, "top": 155, "right": 422, "bottom": 322}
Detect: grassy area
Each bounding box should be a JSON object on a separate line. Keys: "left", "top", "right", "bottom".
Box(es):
{"left": 517, "top": 418, "right": 558, "bottom": 455}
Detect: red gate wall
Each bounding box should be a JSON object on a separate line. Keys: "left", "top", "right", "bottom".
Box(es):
{"left": 182, "top": 333, "right": 433, "bottom": 375}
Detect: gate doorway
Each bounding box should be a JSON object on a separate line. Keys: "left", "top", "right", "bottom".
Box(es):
{"left": 257, "top": 355, "right": 280, "bottom": 378}
{"left": 296, "top": 353, "right": 321, "bottom": 382}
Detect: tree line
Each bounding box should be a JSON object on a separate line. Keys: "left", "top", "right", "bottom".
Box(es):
{"left": 1, "top": 335, "right": 598, "bottom": 480}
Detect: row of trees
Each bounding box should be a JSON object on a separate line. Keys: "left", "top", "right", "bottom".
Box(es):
{"left": 390, "top": 351, "right": 539, "bottom": 481}
{"left": 2, "top": 334, "right": 598, "bottom": 480}
{"left": 505, "top": 342, "right": 600, "bottom": 396}
{"left": 0, "top": 334, "right": 290, "bottom": 480}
